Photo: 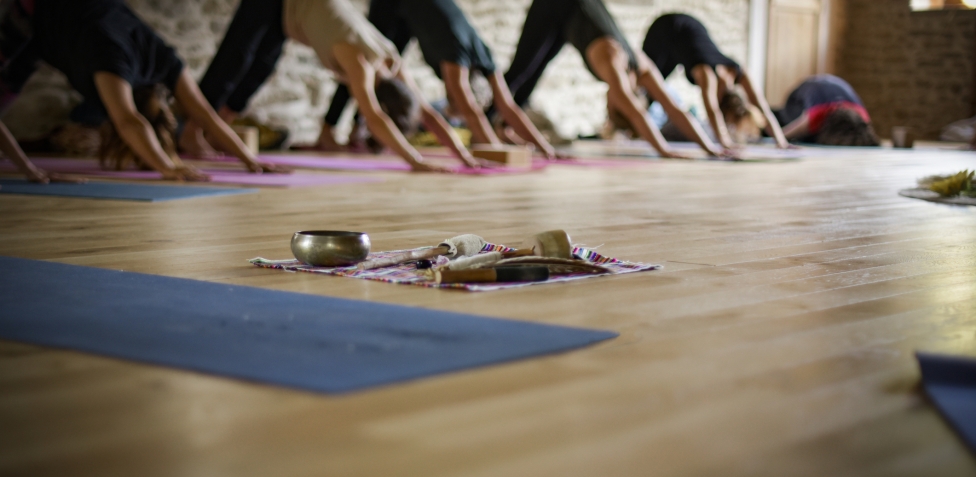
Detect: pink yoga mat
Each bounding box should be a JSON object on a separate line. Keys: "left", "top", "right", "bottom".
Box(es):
{"left": 3, "top": 158, "right": 383, "bottom": 187}
{"left": 258, "top": 154, "right": 547, "bottom": 175}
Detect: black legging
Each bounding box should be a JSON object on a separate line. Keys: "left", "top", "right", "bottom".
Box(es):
{"left": 198, "top": 0, "right": 285, "bottom": 113}
{"left": 0, "top": 0, "right": 37, "bottom": 98}
{"left": 503, "top": 0, "right": 570, "bottom": 108}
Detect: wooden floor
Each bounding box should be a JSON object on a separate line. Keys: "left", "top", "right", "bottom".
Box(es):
{"left": 1, "top": 145, "right": 975, "bottom": 476}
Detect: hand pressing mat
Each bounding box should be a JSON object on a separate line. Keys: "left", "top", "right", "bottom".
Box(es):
{"left": 0, "top": 179, "right": 256, "bottom": 202}
{"left": 0, "top": 256, "right": 617, "bottom": 394}
{"left": 917, "top": 352, "right": 976, "bottom": 452}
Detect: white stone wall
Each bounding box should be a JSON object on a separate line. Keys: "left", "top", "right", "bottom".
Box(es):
{"left": 14, "top": 0, "right": 751, "bottom": 143}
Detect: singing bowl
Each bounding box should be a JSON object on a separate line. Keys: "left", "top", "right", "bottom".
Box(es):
{"left": 291, "top": 231, "right": 370, "bottom": 267}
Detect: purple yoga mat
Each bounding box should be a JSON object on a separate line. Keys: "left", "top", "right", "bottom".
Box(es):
{"left": 258, "top": 154, "right": 547, "bottom": 175}
{"left": 4, "top": 158, "right": 383, "bottom": 187}
{"left": 418, "top": 151, "right": 652, "bottom": 168}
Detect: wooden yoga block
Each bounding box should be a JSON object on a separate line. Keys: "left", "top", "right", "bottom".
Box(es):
{"left": 232, "top": 125, "right": 260, "bottom": 155}
{"left": 471, "top": 145, "right": 532, "bottom": 169}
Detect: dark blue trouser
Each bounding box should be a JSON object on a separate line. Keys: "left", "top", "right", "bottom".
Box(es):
{"left": 503, "top": 0, "right": 568, "bottom": 108}
{"left": 198, "top": 0, "right": 285, "bottom": 113}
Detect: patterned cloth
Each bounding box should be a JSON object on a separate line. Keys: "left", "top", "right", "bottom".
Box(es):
{"left": 250, "top": 243, "right": 661, "bottom": 292}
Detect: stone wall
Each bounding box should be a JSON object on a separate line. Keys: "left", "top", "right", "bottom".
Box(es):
{"left": 836, "top": 0, "right": 975, "bottom": 140}
{"left": 6, "top": 0, "right": 751, "bottom": 143}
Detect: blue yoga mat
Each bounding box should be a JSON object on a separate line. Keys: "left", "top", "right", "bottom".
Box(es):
{"left": 0, "top": 256, "right": 616, "bottom": 393}
{"left": 917, "top": 352, "right": 976, "bottom": 452}
{"left": 0, "top": 179, "right": 256, "bottom": 202}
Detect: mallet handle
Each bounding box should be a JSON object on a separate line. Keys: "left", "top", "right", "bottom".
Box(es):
{"left": 357, "top": 246, "right": 448, "bottom": 271}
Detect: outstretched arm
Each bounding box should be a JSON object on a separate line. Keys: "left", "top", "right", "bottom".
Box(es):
{"left": 94, "top": 72, "right": 208, "bottom": 181}
{"left": 172, "top": 71, "right": 276, "bottom": 173}
{"left": 642, "top": 61, "right": 723, "bottom": 156}
{"left": 441, "top": 62, "right": 499, "bottom": 147}
{"left": 0, "top": 120, "right": 51, "bottom": 183}
{"left": 781, "top": 112, "right": 810, "bottom": 140}
{"left": 739, "top": 71, "right": 789, "bottom": 148}
{"left": 487, "top": 72, "right": 556, "bottom": 159}
{"left": 333, "top": 44, "right": 450, "bottom": 172}
{"left": 691, "top": 64, "right": 734, "bottom": 150}
{"left": 587, "top": 41, "right": 698, "bottom": 159}
{"left": 398, "top": 65, "right": 478, "bottom": 167}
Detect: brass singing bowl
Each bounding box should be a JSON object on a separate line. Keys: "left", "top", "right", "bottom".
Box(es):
{"left": 291, "top": 231, "right": 370, "bottom": 267}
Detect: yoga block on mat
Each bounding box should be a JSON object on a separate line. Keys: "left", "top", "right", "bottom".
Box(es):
{"left": 472, "top": 146, "right": 532, "bottom": 168}
{"left": 232, "top": 125, "right": 260, "bottom": 155}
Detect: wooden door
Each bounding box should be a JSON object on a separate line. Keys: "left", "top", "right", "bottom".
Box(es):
{"left": 764, "top": 0, "right": 825, "bottom": 107}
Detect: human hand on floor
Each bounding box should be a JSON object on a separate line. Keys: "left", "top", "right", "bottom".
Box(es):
{"left": 163, "top": 165, "right": 211, "bottom": 182}
{"left": 660, "top": 149, "right": 695, "bottom": 160}
{"left": 719, "top": 147, "right": 742, "bottom": 161}
{"left": 24, "top": 167, "right": 51, "bottom": 184}
{"left": 459, "top": 154, "right": 484, "bottom": 170}
{"left": 246, "top": 161, "right": 290, "bottom": 174}
{"left": 410, "top": 160, "right": 453, "bottom": 173}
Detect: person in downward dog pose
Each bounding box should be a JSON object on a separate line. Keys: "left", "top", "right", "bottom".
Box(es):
{"left": 502, "top": 0, "right": 725, "bottom": 159}
{"left": 181, "top": 0, "right": 479, "bottom": 172}
{"left": 0, "top": 0, "right": 82, "bottom": 183}
{"left": 320, "top": 0, "right": 557, "bottom": 159}
{"left": 774, "top": 74, "right": 878, "bottom": 146}
{"left": 24, "top": 0, "right": 273, "bottom": 181}
{"left": 642, "top": 13, "right": 789, "bottom": 149}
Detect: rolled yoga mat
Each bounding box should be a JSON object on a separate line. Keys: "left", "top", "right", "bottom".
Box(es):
{"left": 0, "top": 256, "right": 617, "bottom": 393}
{"left": 0, "top": 179, "right": 257, "bottom": 202}
{"left": 917, "top": 352, "right": 976, "bottom": 452}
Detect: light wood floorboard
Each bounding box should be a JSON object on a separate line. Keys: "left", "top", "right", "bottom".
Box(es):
{"left": 1, "top": 146, "right": 974, "bottom": 476}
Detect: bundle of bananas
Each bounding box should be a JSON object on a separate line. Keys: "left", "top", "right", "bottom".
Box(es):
{"left": 918, "top": 170, "right": 976, "bottom": 198}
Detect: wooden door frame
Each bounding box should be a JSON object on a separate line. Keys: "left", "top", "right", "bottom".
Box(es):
{"left": 747, "top": 0, "right": 770, "bottom": 94}
{"left": 748, "top": 0, "right": 833, "bottom": 95}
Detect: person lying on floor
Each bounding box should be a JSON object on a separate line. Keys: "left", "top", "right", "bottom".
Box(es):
{"left": 24, "top": 0, "right": 274, "bottom": 181}
{"left": 774, "top": 75, "right": 879, "bottom": 147}
{"left": 642, "top": 13, "right": 789, "bottom": 150}
{"left": 502, "top": 0, "right": 724, "bottom": 159}
{"left": 320, "top": 0, "right": 557, "bottom": 159}
{"left": 0, "top": 0, "right": 78, "bottom": 183}
{"left": 180, "top": 0, "right": 478, "bottom": 172}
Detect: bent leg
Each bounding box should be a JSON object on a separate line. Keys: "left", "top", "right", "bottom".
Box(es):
{"left": 198, "top": 0, "right": 284, "bottom": 110}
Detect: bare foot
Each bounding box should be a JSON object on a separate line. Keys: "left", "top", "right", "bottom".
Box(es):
{"left": 178, "top": 127, "right": 222, "bottom": 159}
